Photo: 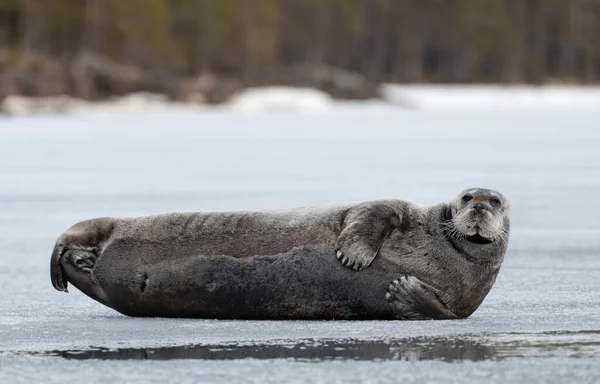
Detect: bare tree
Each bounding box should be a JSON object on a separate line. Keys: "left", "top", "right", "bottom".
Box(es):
{"left": 81, "top": 0, "right": 101, "bottom": 53}
{"left": 18, "top": 0, "right": 40, "bottom": 55}
{"left": 197, "top": 0, "right": 215, "bottom": 73}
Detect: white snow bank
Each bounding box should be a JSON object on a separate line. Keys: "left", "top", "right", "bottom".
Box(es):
{"left": 1, "top": 92, "right": 207, "bottom": 116}
{"left": 0, "top": 87, "right": 334, "bottom": 116}
{"left": 384, "top": 84, "right": 600, "bottom": 110}
{"left": 226, "top": 87, "right": 334, "bottom": 114}
{"left": 2, "top": 84, "right": 599, "bottom": 116}
{"left": 1, "top": 95, "right": 80, "bottom": 116}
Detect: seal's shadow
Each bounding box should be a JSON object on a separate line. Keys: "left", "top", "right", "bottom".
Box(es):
{"left": 42, "top": 338, "right": 497, "bottom": 362}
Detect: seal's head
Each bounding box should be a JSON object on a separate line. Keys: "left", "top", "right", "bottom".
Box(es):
{"left": 448, "top": 188, "right": 510, "bottom": 244}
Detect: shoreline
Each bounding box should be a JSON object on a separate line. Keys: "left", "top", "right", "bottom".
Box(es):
{"left": 2, "top": 84, "right": 600, "bottom": 116}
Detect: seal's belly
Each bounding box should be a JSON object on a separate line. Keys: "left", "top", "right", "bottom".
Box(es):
{"left": 91, "top": 241, "right": 396, "bottom": 319}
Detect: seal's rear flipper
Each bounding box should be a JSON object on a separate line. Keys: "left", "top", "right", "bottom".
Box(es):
{"left": 50, "top": 245, "right": 98, "bottom": 292}
{"left": 50, "top": 241, "right": 68, "bottom": 292}
{"left": 50, "top": 218, "right": 115, "bottom": 293}
{"left": 63, "top": 249, "right": 98, "bottom": 273}
{"left": 52, "top": 248, "right": 112, "bottom": 307}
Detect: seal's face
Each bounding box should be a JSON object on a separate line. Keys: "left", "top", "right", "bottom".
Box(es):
{"left": 451, "top": 188, "right": 510, "bottom": 244}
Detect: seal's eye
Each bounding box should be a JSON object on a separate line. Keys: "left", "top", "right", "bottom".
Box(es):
{"left": 461, "top": 194, "right": 473, "bottom": 203}
{"left": 490, "top": 197, "right": 502, "bottom": 207}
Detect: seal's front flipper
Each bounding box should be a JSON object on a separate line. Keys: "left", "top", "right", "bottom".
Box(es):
{"left": 335, "top": 202, "right": 400, "bottom": 271}
{"left": 385, "top": 276, "right": 459, "bottom": 320}
{"left": 335, "top": 238, "right": 384, "bottom": 271}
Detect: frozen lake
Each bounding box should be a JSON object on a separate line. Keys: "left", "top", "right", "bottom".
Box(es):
{"left": 1, "top": 105, "right": 600, "bottom": 383}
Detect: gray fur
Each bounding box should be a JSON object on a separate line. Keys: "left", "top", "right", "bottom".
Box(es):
{"left": 50, "top": 188, "right": 510, "bottom": 320}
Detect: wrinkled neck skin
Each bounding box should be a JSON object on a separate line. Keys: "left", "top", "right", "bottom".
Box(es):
{"left": 441, "top": 204, "right": 509, "bottom": 266}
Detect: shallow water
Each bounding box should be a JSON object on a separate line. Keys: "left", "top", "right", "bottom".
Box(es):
{"left": 1, "top": 108, "right": 600, "bottom": 383}
{"left": 28, "top": 331, "right": 600, "bottom": 362}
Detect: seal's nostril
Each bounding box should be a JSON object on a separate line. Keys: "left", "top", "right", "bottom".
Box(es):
{"left": 472, "top": 203, "right": 486, "bottom": 212}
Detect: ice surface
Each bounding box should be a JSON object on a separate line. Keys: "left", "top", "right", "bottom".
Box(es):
{"left": 1, "top": 103, "right": 599, "bottom": 382}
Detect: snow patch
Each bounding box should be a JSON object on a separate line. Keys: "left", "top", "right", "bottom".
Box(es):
{"left": 1, "top": 93, "right": 206, "bottom": 117}
{"left": 226, "top": 87, "right": 334, "bottom": 114}
{"left": 384, "top": 84, "right": 600, "bottom": 110}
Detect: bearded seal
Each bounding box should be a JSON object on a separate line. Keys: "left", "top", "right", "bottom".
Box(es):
{"left": 50, "top": 188, "right": 510, "bottom": 320}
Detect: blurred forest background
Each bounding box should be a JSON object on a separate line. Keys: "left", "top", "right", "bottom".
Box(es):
{"left": 1, "top": 0, "right": 600, "bottom": 103}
